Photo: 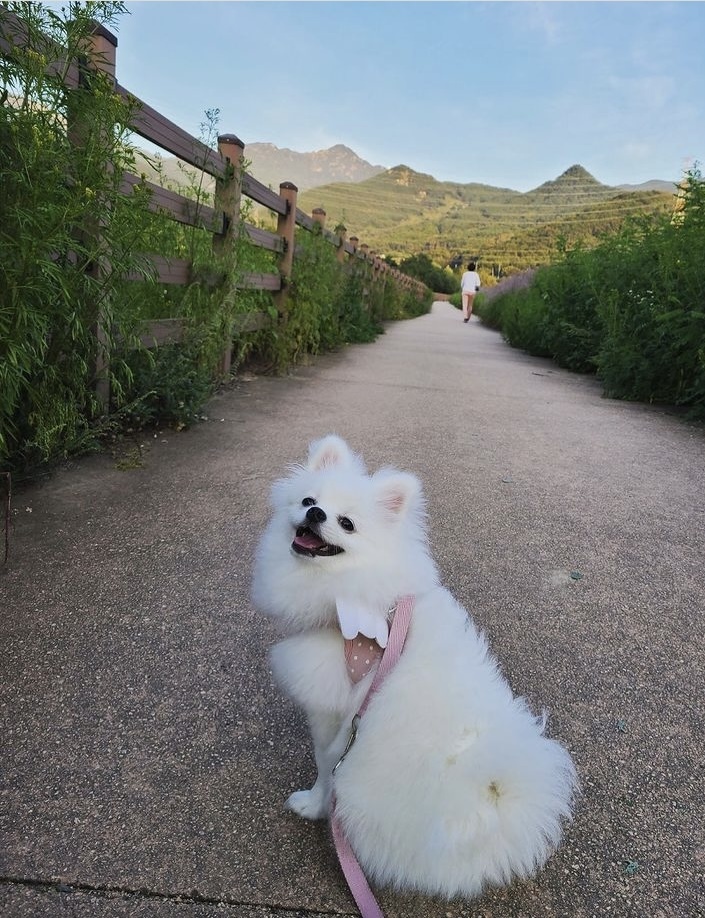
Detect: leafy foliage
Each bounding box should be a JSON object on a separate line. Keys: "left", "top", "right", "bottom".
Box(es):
{"left": 398, "top": 253, "right": 457, "bottom": 293}
{"left": 115, "top": 341, "right": 214, "bottom": 431}
{"left": 261, "top": 226, "right": 430, "bottom": 372}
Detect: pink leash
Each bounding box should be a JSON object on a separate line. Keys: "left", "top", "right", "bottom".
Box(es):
{"left": 330, "top": 595, "right": 415, "bottom": 918}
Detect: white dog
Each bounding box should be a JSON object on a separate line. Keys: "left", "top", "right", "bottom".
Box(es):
{"left": 252, "top": 435, "right": 577, "bottom": 899}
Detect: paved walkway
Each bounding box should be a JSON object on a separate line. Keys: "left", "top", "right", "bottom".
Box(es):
{"left": 2, "top": 302, "right": 704, "bottom": 917}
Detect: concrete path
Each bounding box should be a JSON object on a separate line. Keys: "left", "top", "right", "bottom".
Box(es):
{"left": 2, "top": 302, "right": 704, "bottom": 918}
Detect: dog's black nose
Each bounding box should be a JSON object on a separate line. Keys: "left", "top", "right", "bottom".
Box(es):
{"left": 306, "top": 505, "right": 326, "bottom": 524}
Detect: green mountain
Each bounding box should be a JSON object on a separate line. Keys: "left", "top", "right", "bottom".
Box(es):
{"left": 298, "top": 164, "right": 676, "bottom": 274}
{"left": 528, "top": 163, "right": 608, "bottom": 201}
{"left": 132, "top": 144, "right": 676, "bottom": 277}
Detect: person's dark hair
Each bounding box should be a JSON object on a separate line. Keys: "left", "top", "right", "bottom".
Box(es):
{"left": 468, "top": 262, "right": 476, "bottom": 271}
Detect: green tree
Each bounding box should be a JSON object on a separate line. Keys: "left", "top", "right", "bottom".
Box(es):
{"left": 398, "top": 253, "right": 457, "bottom": 293}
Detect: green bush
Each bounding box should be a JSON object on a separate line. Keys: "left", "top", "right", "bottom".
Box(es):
{"left": 596, "top": 175, "right": 705, "bottom": 411}
{"left": 476, "top": 168, "right": 705, "bottom": 419}
{"left": 340, "top": 266, "right": 384, "bottom": 343}
{"left": 115, "top": 342, "right": 214, "bottom": 432}
{"left": 283, "top": 227, "right": 345, "bottom": 364}
{"left": 398, "top": 253, "right": 458, "bottom": 294}
{"left": 260, "top": 226, "right": 430, "bottom": 371}
{"left": 531, "top": 256, "right": 604, "bottom": 371}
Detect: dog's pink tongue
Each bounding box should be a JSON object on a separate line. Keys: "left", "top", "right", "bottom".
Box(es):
{"left": 294, "top": 531, "right": 326, "bottom": 550}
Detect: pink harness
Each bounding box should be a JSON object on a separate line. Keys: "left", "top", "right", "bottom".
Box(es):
{"left": 332, "top": 595, "right": 415, "bottom": 918}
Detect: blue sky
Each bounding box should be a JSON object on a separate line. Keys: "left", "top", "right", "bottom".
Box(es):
{"left": 113, "top": 1, "right": 705, "bottom": 192}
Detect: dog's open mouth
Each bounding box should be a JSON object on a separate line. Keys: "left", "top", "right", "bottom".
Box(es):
{"left": 292, "top": 526, "right": 344, "bottom": 557}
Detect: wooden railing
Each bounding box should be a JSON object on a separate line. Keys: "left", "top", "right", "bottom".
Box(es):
{"left": 1, "top": 9, "right": 428, "bottom": 399}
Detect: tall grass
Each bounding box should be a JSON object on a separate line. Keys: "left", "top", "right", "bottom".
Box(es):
{"left": 475, "top": 169, "right": 705, "bottom": 419}
{"left": 0, "top": 2, "right": 151, "bottom": 472}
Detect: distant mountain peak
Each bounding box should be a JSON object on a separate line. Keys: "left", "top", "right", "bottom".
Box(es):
{"left": 386, "top": 164, "right": 437, "bottom": 184}
{"left": 244, "top": 142, "right": 385, "bottom": 191}
{"left": 530, "top": 164, "right": 611, "bottom": 196}
{"left": 561, "top": 164, "right": 598, "bottom": 181}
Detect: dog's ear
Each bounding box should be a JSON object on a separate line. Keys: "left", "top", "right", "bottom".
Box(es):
{"left": 307, "top": 435, "right": 360, "bottom": 472}
{"left": 372, "top": 470, "right": 423, "bottom": 518}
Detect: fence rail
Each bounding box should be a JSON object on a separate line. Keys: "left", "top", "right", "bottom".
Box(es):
{"left": 1, "top": 7, "right": 429, "bottom": 400}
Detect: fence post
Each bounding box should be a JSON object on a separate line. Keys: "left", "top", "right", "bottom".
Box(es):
{"left": 379, "top": 257, "right": 388, "bottom": 307}
{"left": 69, "top": 22, "right": 118, "bottom": 411}
{"left": 214, "top": 133, "right": 245, "bottom": 377}
{"left": 273, "top": 181, "right": 298, "bottom": 320}
{"left": 84, "top": 21, "right": 117, "bottom": 80}
{"left": 312, "top": 207, "right": 326, "bottom": 229}
{"left": 335, "top": 224, "right": 347, "bottom": 263}
{"left": 359, "top": 244, "right": 371, "bottom": 311}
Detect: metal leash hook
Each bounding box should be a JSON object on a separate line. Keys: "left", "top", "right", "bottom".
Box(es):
{"left": 333, "top": 714, "right": 361, "bottom": 774}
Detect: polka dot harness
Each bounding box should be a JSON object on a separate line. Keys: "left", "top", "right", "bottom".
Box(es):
{"left": 344, "top": 635, "right": 384, "bottom": 683}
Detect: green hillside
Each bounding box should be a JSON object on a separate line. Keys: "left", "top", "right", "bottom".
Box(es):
{"left": 298, "top": 164, "right": 676, "bottom": 274}
{"left": 466, "top": 189, "right": 673, "bottom": 274}
{"left": 133, "top": 150, "right": 677, "bottom": 278}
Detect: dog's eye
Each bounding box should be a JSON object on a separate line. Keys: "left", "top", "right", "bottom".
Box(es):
{"left": 301, "top": 497, "right": 316, "bottom": 507}
{"left": 338, "top": 516, "right": 355, "bottom": 533}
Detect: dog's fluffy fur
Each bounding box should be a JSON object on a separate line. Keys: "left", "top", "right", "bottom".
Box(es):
{"left": 252, "top": 435, "right": 577, "bottom": 899}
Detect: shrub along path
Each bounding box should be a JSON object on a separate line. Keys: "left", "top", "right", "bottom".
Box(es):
{"left": 2, "top": 303, "right": 704, "bottom": 917}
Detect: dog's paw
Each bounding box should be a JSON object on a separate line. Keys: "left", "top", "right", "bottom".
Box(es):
{"left": 285, "top": 789, "right": 327, "bottom": 820}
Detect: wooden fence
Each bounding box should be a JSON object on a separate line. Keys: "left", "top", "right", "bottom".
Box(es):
{"left": 0, "top": 9, "right": 428, "bottom": 402}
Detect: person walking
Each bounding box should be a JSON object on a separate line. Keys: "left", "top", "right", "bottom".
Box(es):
{"left": 460, "top": 262, "right": 481, "bottom": 323}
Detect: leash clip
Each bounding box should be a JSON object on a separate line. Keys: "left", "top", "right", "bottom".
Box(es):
{"left": 332, "top": 714, "right": 361, "bottom": 775}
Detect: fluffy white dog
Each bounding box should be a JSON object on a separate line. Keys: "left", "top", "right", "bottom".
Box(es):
{"left": 252, "top": 435, "right": 577, "bottom": 899}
